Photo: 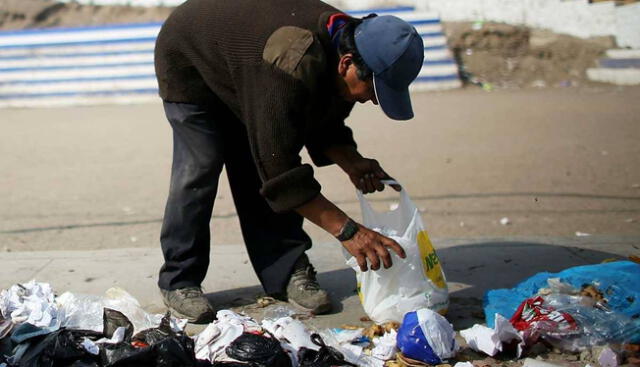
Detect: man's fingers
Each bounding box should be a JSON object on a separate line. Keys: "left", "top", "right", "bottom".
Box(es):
{"left": 375, "top": 244, "right": 393, "bottom": 268}
{"left": 381, "top": 173, "right": 402, "bottom": 192}
{"left": 366, "top": 174, "right": 377, "bottom": 193}
{"left": 366, "top": 250, "right": 380, "bottom": 271}
{"left": 375, "top": 168, "right": 401, "bottom": 192}
{"left": 361, "top": 175, "right": 374, "bottom": 194}
{"left": 384, "top": 238, "right": 406, "bottom": 259}
{"left": 356, "top": 254, "right": 368, "bottom": 272}
{"left": 370, "top": 174, "right": 384, "bottom": 192}
{"left": 358, "top": 177, "right": 369, "bottom": 193}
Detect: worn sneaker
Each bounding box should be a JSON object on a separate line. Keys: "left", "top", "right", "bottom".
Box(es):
{"left": 285, "top": 254, "right": 332, "bottom": 315}
{"left": 160, "top": 287, "right": 215, "bottom": 324}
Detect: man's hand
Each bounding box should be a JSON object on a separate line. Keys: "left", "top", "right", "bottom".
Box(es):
{"left": 342, "top": 224, "right": 406, "bottom": 271}
{"left": 345, "top": 158, "right": 401, "bottom": 194}
{"left": 323, "top": 145, "right": 400, "bottom": 194}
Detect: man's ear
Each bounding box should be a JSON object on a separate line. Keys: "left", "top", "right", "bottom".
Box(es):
{"left": 337, "top": 53, "right": 353, "bottom": 77}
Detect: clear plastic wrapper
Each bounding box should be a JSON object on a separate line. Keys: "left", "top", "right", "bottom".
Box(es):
{"left": 57, "top": 288, "right": 185, "bottom": 335}
{"left": 511, "top": 292, "right": 640, "bottom": 351}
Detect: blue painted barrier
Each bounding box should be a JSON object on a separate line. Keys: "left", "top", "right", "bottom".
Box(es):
{"left": 0, "top": 7, "right": 460, "bottom": 108}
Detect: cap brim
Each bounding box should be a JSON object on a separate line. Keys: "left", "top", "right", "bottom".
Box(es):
{"left": 373, "top": 74, "right": 414, "bottom": 121}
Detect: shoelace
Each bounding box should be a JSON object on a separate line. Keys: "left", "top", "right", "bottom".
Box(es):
{"left": 291, "top": 265, "right": 321, "bottom": 291}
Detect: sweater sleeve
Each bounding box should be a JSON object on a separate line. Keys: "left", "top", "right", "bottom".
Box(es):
{"left": 304, "top": 98, "right": 357, "bottom": 167}
{"left": 239, "top": 67, "right": 322, "bottom": 213}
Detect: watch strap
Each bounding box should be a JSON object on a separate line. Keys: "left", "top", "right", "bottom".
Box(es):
{"left": 336, "top": 218, "right": 359, "bottom": 242}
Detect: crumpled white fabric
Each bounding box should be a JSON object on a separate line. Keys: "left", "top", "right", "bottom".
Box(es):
{"left": 323, "top": 328, "right": 364, "bottom": 344}
{"left": 262, "top": 317, "right": 318, "bottom": 351}
{"left": 317, "top": 328, "right": 388, "bottom": 367}
{"left": 460, "top": 313, "right": 522, "bottom": 357}
{"left": 262, "top": 316, "right": 320, "bottom": 367}
{"left": 371, "top": 329, "right": 398, "bottom": 361}
{"left": 95, "top": 326, "right": 127, "bottom": 344}
{"left": 216, "top": 310, "right": 261, "bottom": 332}
{"left": 80, "top": 327, "right": 128, "bottom": 356}
{"left": 0, "top": 280, "right": 60, "bottom": 328}
{"left": 193, "top": 310, "right": 261, "bottom": 362}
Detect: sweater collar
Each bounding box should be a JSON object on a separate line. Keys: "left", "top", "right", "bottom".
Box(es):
{"left": 317, "top": 12, "right": 335, "bottom": 47}
{"left": 317, "top": 11, "right": 350, "bottom": 72}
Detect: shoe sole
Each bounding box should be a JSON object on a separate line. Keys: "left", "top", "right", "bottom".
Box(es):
{"left": 170, "top": 308, "right": 215, "bottom": 324}
{"left": 162, "top": 300, "right": 215, "bottom": 324}
{"left": 288, "top": 298, "right": 332, "bottom": 315}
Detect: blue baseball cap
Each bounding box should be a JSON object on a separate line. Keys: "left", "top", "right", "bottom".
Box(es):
{"left": 354, "top": 15, "right": 424, "bottom": 120}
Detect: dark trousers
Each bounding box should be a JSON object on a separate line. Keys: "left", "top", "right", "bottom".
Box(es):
{"left": 158, "top": 100, "right": 311, "bottom": 295}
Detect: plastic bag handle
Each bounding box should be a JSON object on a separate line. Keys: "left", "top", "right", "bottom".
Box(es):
{"left": 356, "top": 180, "right": 417, "bottom": 218}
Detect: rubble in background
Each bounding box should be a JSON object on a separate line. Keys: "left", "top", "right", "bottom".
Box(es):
{"left": 0, "top": 0, "right": 172, "bottom": 30}
{"left": 445, "top": 22, "right": 615, "bottom": 89}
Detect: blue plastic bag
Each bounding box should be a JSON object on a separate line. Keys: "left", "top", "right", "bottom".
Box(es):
{"left": 396, "top": 309, "right": 457, "bottom": 364}
{"left": 484, "top": 261, "right": 640, "bottom": 344}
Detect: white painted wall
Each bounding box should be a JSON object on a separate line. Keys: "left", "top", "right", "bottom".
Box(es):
{"left": 615, "top": 2, "right": 640, "bottom": 48}
{"left": 55, "top": 0, "right": 640, "bottom": 48}
{"left": 421, "top": 0, "right": 640, "bottom": 48}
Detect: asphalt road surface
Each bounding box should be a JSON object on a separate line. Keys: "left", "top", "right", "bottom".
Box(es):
{"left": 2, "top": 86, "right": 639, "bottom": 251}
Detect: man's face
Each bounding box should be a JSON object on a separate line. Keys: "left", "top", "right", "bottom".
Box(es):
{"left": 337, "top": 54, "right": 378, "bottom": 105}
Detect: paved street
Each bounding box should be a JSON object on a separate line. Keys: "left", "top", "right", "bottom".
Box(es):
{"left": 1, "top": 84, "right": 639, "bottom": 344}
{"left": 2, "top": 86, "right": 639, "bottom": 251}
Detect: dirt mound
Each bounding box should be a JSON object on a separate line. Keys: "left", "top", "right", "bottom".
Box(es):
{"left": 445, "top": 22, "right": 614, "bottom": 89}
{"left": 0, "top": 0, "right": 172, "bottom": 30}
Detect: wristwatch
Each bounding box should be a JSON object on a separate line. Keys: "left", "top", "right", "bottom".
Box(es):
{"left": 336, "top": 218, "right": 359, "bottom": 242}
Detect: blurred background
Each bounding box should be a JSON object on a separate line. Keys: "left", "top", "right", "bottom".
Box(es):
{"left": 0, "top": 0, "right": 638, "bottom": 253}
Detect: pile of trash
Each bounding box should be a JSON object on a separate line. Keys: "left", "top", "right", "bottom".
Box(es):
{"left": 0, "top": 279, "right": 462, "bottom": 367}
{"left": 460, "top": 260, "right": 640, "bottom": 365}
{"left": 1, "top": 260, "right": 640, "bottom": 367}
{"left": 0, "top": 281, "right": 195, "bottom": 366}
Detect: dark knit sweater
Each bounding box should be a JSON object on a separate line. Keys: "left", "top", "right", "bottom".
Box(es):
{"left": 154, "top": 0, "right": 357, "bottom": 212}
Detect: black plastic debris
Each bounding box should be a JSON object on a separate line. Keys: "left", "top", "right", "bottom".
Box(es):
{"left": 102, "top": 308, "right": 133, "bottom": 341}
{"left": 1, "top": 309, "right": 201, "bottom": 367}
{"left": 67, "top": 361, "right": 102, "bottom": 367}
{"left": 13, "top": 328, "right": 102, "bottom": 367}
{"left": 100, "top": 311, "right": 198, "bottom": 367}
{"left": 225, "top": 332, "right": 291, "bottom": 367}
{"left": 100, "top": 335, "right": 197, "bottom": 367}
{"left": 131, "top": 311, "right": 172, "bottom": 346}
{"left": 297, "top": 334, "right": 356, "bottom": 367}
{"left": 10, "top": 323, "right": 56, "bottom": 344}
{"left": 0, "top": 318, "right": 14, "bottom": 360}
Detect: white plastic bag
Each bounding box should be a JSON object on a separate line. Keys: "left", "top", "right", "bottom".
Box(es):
{"left": 346, "top": 182, "right": 448, "bottom": 323}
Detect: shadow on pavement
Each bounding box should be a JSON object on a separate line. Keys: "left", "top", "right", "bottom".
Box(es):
{"left": 203, "top": 240, "right": 626, "bottom": 327}
{"left": 203, "top": 268, "right": 356, "bottom": 315}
